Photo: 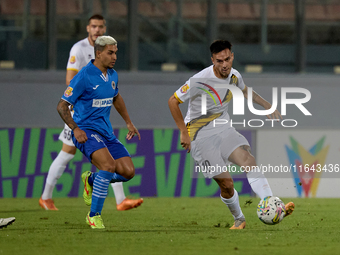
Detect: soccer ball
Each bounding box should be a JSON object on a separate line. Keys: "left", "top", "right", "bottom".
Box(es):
{"left": 257, "top": 196, "right": 286, "bottom": 225}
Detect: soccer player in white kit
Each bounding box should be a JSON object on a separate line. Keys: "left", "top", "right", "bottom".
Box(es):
{"left": 39, "top": 14, "right": 143, "bottom": 211}
{"left": 168, "top": 40, "right": 294, "bottom": 229}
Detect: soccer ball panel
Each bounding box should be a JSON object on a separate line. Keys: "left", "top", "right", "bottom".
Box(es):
{"left": 257, "top": 196, "right": 286, "bottom": 225}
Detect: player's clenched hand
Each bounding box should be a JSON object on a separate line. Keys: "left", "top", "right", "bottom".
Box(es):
{"left": 74, "top": 127, "right": 88, "bottom": 143}
{"left": 180, "top": 131, "right": 191, "bottom": 153}
{"left": 126, "top": 122, "right": 141, "bottom": 140}
{"left": 266, "top": 109, "right": 282, "bottom": 121}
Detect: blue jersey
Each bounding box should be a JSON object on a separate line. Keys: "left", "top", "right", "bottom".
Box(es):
{"left": 61, "top": 60, "right": 118, "bottom": 139}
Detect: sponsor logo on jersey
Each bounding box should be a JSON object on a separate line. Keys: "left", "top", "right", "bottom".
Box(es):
{"left": 111, "top": 81, "right": 116, "bottom": 90}
{"left": 70, "top": 56, "right": 76, "bottom": 64}
{"left": 92, "top": 98, "right": 113, "bottom": 107}
{"left": 64, "top": 87, "right": 73, "bottom": 97}
{"left": 180, "top": 84, "right": 189, "bottom": 93}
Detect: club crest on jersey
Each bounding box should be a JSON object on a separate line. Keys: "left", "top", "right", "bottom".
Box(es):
{"left": 112, "top": 81, "right": 116, "bottom": 90}
{"left": 180, "top": 84, "right": 189, "bottom": 93}
{"left": 69, "top": 56, "right": 76, "bottom": 64}
{"left": 64, "top": 87, "right": 73, "bottom": 97}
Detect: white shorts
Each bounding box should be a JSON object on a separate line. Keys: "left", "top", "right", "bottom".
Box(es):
{"left": 191, "top": 127, "right": 249, "bottom": 178}
{"left": 58, "top": 123, "right": 75, "bottom": 146}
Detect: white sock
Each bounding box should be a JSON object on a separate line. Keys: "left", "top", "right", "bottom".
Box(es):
{"left": 247, "top": 166, "right": 273, "bottom": 200}
{"left": 220, "top": 189, "right": 244, "bottom": 220}
{"left": 111, "top": 182, "right": 126, "bottom": 205}
{"left": 41, "top": 183, "right": 55, "bottom": 200}
{"left": 41, "top": 150, "right": 74, "bottom": 200}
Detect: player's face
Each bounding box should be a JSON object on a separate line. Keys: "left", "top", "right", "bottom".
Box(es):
{"left": 211, "top": 49, "right": 234, "bottom": 79}
{"left": 87, "top": 19, "right": 106, "bottom": 45}
{"left": 98, "top": 44, "right": 118, "bottom": 69}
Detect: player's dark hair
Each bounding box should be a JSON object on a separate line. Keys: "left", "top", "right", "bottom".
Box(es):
{"left": 88, "top": 14, "right": 106, "bottom": 24}
{"left": 94, "top": 44, "right": 105, "bottom": 57}
{"left": 210, "top": 40, "right": 232, "bottom": 56}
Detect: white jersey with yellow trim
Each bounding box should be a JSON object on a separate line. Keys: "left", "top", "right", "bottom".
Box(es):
{"left": 66, "top": 38, "right": 94, "bottom": 72}
{"left": 174, "top": 65, "right": 246, "bottom": 141}
{"left": 60, "top": 38, "right": 94, "bottom": 146}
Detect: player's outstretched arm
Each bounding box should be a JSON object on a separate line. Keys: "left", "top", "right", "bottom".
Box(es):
{"left": 168, "top": 95, "right": 191, "bottom": 153}
{"left": 57, "top": 99, "right": 87, "bottom": 143}
{"left": 242, "top": 85, "right": 282, "bottom": 120}
{"left": 113, "top": 93, "right": 141, "bottom": 140}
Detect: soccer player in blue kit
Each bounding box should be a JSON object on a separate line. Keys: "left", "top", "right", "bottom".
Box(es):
{"left": 57, "top": 36, "right": 140, "bottom": 229}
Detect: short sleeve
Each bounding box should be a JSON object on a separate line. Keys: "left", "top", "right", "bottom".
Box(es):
{"left": 61, "top": 73, "right": 86, "bottom": 105}
{"left": 238, "top": 75, "right": 246, "bottom": 91}
{"left": 174, "top": 78, "right": 203, "bottom": 103}
{"left": 66, "top": 45, "right": 84, "bottom": 72}
{"left": 233, "top": 70, "right": 246, "bottom": 91}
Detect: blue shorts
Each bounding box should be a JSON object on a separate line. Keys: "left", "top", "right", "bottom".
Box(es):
{"left": 72, "top": 129, "right": 130, "bottom": 162}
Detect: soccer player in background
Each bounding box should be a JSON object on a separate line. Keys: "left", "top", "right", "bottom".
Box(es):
{"left": 0, "top": 217, "right": 15, "bottom": 229}
{"left": 57, "top": 35, "right": 140, "bottom": 229}
{"left": 39, "top": 15, "right": 143, "bottom": 211}
{"left": 168, "top": 39, "right": 294, "bottom": 229}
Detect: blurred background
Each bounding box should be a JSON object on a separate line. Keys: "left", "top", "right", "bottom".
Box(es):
{"left": 0, "top": 0, "right": 339, "bottom": 199}
{"left": 1, "top": 0, "right": 340, "bottom": 72}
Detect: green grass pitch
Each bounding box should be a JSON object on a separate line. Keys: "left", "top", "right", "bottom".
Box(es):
{"left": 0, "top": 197, "right": 339, "bottom": 255}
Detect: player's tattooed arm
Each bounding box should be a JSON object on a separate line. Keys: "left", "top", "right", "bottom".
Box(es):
{"left": 57, "top": 99, "right": 78, "bottom": 131}
{"left": 57, "top": 99, "right": 88, "bottom": 143}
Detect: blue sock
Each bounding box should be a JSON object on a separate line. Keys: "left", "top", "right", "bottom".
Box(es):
{"left": 91, "top": 171, "right": 129, "bottom": 183}
{"left": 90, "top": 170, "right": 114, "bottom": 217}
{"left": 88, "top": 172, "right": 99, "bottom": 186}
{"left": 88, "top": 172, "right": 96, "bottom": 186}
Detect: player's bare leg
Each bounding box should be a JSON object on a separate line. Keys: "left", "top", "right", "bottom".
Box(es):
{"left": 229, "top": 146, "right": 295, "bottom": 220}
{"left": 61, "top": 143, "right": 77, "bottom": 154}
{"left": 40, "top": 143, "right": 76, "bottom": 210}
{"left": 114, "top": 157, "right": 143, "bottom": 211}
{"left": 228, "top": 145, "right": 273, "bottom": 200}
{"left": 214, "top": 172, "right": 245, "bottom": 229}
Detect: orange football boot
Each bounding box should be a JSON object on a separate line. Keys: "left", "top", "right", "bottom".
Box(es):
{"left": 39, "top": 197, "right": 58, "bottom": 211}
{"left": 284, "top": 202, "right": 295, "bottom": 217}
{"left": 230, "top": 217, "right": 246, "bottom": 229}
{"left": 116, "top": 198, "right": 144, "bottom": 211}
